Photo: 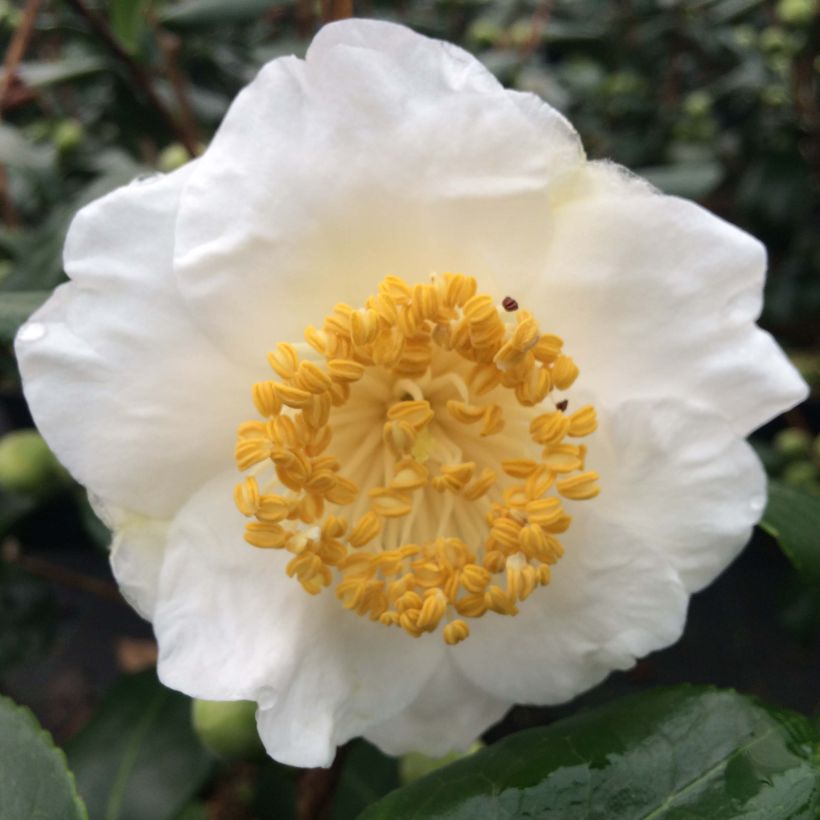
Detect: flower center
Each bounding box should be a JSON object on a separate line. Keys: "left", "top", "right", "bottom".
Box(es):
{"left": 233, "top": 274, "right": 599, "bottom": 644}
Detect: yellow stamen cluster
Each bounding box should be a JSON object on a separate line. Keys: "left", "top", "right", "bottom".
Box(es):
{"left": 234, "top": 273, "right": 599, "bottom": 644}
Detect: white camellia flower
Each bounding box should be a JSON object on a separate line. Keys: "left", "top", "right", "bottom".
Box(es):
{"left": 15, "top": 20, "right": 807, "bottom": 767}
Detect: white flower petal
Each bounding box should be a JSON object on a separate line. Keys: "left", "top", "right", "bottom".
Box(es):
{"left": 585, "top": 397, "right": 767, "bottom": 593}
{"left": 520, "top": 162, "right": 807, "bottom": 435}
{"left": 155, "top": 471, "right": 443, "bottom": 768}
{"left": 15, "top": 166, "right": 259, "bottom": 520}
{"left": 173, "top": 19, "right": 583, "bottom": 362}
{"left": 363, "top": 659, "right": 509, "bottom": 758}
{"left": 452, "top": 513, "right": 688, "bottom": 704}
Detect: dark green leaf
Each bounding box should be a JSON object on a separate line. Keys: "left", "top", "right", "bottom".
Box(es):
{"left": 359, "top": 687, "right": 820, "bottom": 820}
{"left": 16, "top": 57, "right": 107, "bottom": 88}
{"left": 333, "top": 741, "right": 400, "bottom": 820}
{"left": 66, "top": 671, "right": 213, "bottom": 820}
{"left": 111, "top": 0, "right": 150, "bottom": 54}
{"left": 0, "top": 291, "right": 51, "bottom": 342}
{"left": 0, "top": 695, "right": 88, "bottom": 820}
{"left": 761, "top": 480, "right": 820, "bottom": 585}
{"left": 0, "top": 562, "right": 57, "bottom": 670}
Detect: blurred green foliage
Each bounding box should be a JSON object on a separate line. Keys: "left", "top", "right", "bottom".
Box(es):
{"left": 0, "top": 1, "right": 817, "bottom": 818}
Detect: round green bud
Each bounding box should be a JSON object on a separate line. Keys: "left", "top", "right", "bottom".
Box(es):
{"left": 0, "top": 430, "right": 67, "bottom": 495}
{"left": 782, "top": 460, "right": 818, "bottom": 489}
{"left": 158, "top": 143, "right": 191, "bottom": 173}
{"left": 54, "top": 119, "right": 84, "bottom": 153}
{"left": 774, "top": 428, "right": 812, "bottom": 460}
{"left": 399, "top": 741, "right": 483, "bottom": 785}
{"left": 191, "top": 699, "right": 263, "bottom": 760}
{"left": 776, "top": 0, "right": 817, "bottom": 25}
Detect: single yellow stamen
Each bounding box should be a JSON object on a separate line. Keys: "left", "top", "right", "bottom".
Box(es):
{"left": 233, "top": 273, "right": 599, "bottom": 644}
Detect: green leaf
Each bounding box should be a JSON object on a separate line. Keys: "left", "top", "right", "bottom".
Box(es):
{"left": 333, "top": 741, "right": 400, "bottom": 820}
{"left": 159, "top": 0, "right": 288, "bottom": 29}
{"left": 16, "top": 57, "right": 107, "bottom": 89}
{"left": 0, "top": 291, "right": 51, "bottom": 342}
{"left": 0, "top": 695, "right": 88, "bottom": 820}
{"left": 359, "top": 687, "right": 820, "bottom": 820}
{"left": 111, "top": 0, "right": 150, "bottom": 54}
{"left": 65, "top": 671, "right": 213, "bottom": 820}
{"left": 0, "top": 124, "right": 54, "bottom": 171}
{"left": 761, "top": 479, "right": 820, "bottom": 585}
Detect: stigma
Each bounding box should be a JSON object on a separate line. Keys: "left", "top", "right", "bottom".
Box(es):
{"left": 234, "top": 274, "right": 599, "bottom": 644}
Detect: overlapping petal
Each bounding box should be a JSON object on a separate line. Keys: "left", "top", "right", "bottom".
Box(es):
{"left": 15, "top": 166, "right": 261, "bottom": 521}
{"left": 172, "top": 20, "right": 583, "bottom": 363}
{"left": 154, "top": 471, "right": 442, "bottom": 767}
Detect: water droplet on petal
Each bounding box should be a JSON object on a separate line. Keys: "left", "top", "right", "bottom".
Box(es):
{"left": 749, "top": 494, "right": 765, "bottom": 515}
{"left": 17, "top": 322, "right": 46, "bottom": 342}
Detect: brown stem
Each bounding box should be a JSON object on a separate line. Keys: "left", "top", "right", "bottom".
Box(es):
{"left": 296, "top": 746, "right": 347, "bottom": 820}
{"left": 156, "top": 28, "right": 199, "bottom": 151}
{"left": 0, "top": 0, "right": 42, "bottom": 110}
{"left": 321, "top": 0, "right": 353, "bottom": 23}
{"left": 3, "top": 541, "right": 123, "bottom": 603}
{"left": 64, "top": 0, "right": 198, "bottom": 156}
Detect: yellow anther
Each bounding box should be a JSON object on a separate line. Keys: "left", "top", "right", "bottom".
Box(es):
{"left": 350, "top": 309, "right": 380, "bottom": 346}
{"left": 234, "top": 438, "right": 272, "bottom": 471}
{"left": 551, "top": 354, "right": 579, "bottom": 390}
{"left": 443, "top": 619, "right": 470, "bottom": 645}
{"left": 383, "top": 420, "right": 417, "bottom": 459}
{"left": 256, "top": 494, "right": 291, "bottom": 523}
{"left": 557, "top": 471, "right": 600, "bottom": 500}
{"left": 525, "top": 497, "right": 564, "bottom": 527}
{"left": 568, "top": 405, "right": 597, "bottom": 437}
{"left": 530, "top": 411, "right": 571, "bottom": 445}
{"left": 390, "top": 458, "right": 428, "bottom": 491}
{"left": 380, "top": 275, "right": 412, "bottom": 303}
{"left": 324, "top": 475, "right": 358, "bottom": 505}
{"left": 348, "top": 511, "right": 383, "bottom": 547}
{"left": 485, "top": 585, "right": 518, "bottom": 616}
{"left": 235, "top": 272, "right": 599, "bottom": 644}
{"left": 327, "top": 359, "right": 365, "bottom": 383}
{"left": 295, "top": 361, "right": 332, "bottom": 394}
{"left": 446, "top": 400, "right": 485, "bottom": 424}
{"left": 542, "top": 444, "right": 585, "bottom": 474}
{"left": 244, "top": 522, "right": 287, "bottom": 549}
{"left": 273, "top": 382, "right": 313, "bottom": 409}
{"left": 461, "top": 563, "right": 491, "bottom": 593}
{"left": 480, "top": 404, "right": 504, "bottom": 437}
{"left": 386, "top": 400, "right": 434, "bottom": 430}
{"left": 533, "top": 334, "right": 563, "bottom": 363}
{"left": 252, "top": 381, "right": 281, "bottom": 417}
{"left": 267, "top": 342, "right": 299, "bottom": 380}
{"left": 234, "top": 477, "right": 260, "bottom": 517}
{"left": 502, "top": 459, "right": 538, "bottom": 479}
{"left": 369, "top": 488, "right": 413, "bottom": 518}
{"left": 416, "top": 589, "right": 448, "bottom": 631}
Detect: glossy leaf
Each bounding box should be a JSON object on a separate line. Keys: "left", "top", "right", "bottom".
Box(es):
{"left": 160, "top": 0, "right": 288, "bottom": 29}
{"left": 0, "top": 695, "right": 87, "bottom": 820}
{"left": 332, "top": 741, "right": 400, "bottom": 820}
{"left": 359, "top": 687, "right": 819, "bottom": 819}
{"left": 761, "top": 480, "right": 820, "bottom": 585}
{"left": 65, "top": 671, "right": 213, "bottom": 820}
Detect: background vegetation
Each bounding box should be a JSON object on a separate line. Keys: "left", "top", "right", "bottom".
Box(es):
{"left": 0, "top": 1, "right": 818, "bottom": 818}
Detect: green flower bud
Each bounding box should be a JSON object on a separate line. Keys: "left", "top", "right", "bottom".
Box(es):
{"left": 782, "top": 460, "right": 818, "bottom": 489}
{"left": 158, "top": 143, "right": 192, "bottom": 173}
{"left": 0, "top": 430, "right": 68, "bottom": 495}
{"left": 776, "top": 0, "right": 817, "bottom": 26}
{"left": 399, "top": 741, "right": 483, "bottom": 785}
{"left": 191, "top": 699, "right": 263, "bottom": 760}
{"left": 54, "top": 119, "right": 84, "bottom": 153}
{"left": 774, "top": 428, "right": 812, "bottom": 460}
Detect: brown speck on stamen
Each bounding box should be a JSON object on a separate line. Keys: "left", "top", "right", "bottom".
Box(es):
{"left": 502, "top": 296, "right": 518, "bottom": 312}
{"left": 556, "top": 399, "right": 569, "bottom": 412}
